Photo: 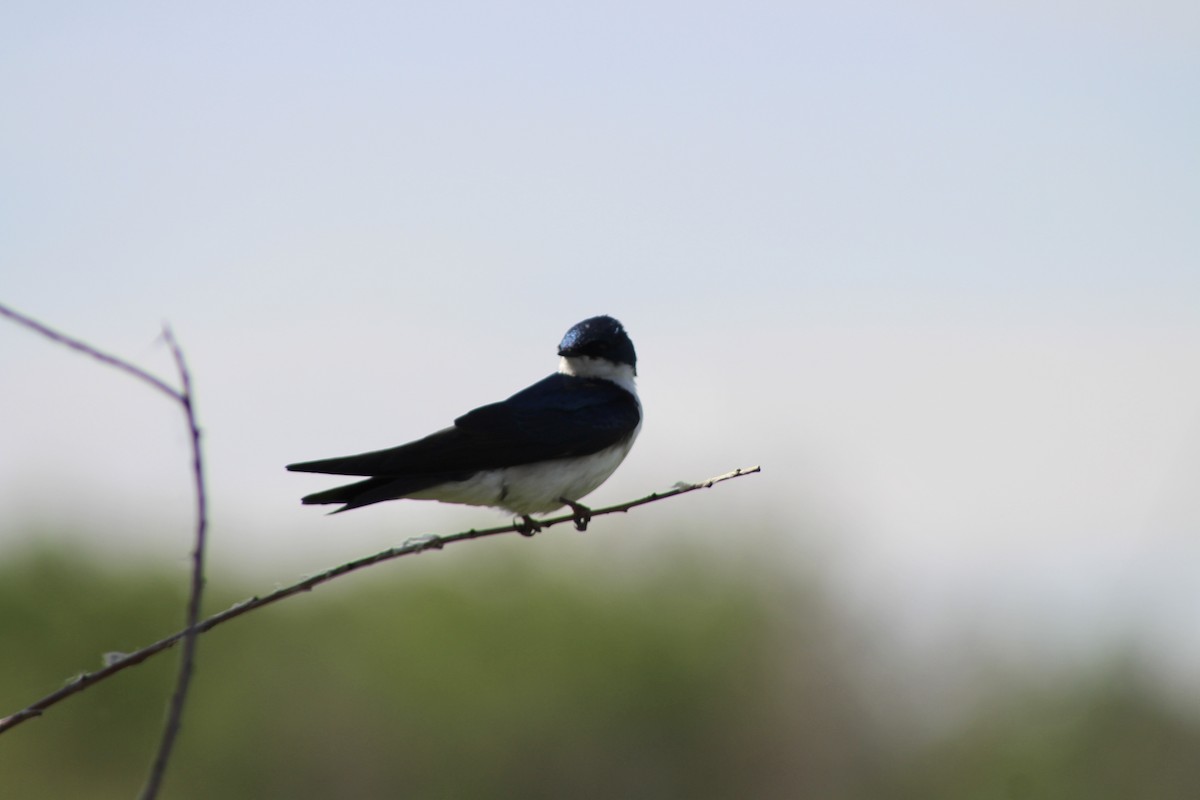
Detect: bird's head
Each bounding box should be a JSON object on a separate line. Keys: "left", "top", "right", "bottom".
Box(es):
{"left": 557, "top": 315, "right": 638, "bottom": 382}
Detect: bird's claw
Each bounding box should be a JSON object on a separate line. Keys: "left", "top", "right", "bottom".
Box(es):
{"left": 516, "top": 515, "right": 542, "bottom": 537}
{"left": 559, "top": 498, "right": 593, "bottom": 532}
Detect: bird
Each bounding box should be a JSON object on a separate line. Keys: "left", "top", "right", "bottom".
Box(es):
{"left": 287, "top": 315, "right": 641, "bottom": 535}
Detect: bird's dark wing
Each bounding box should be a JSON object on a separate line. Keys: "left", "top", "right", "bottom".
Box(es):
{"left": 286, "top": 374, "right": 640, "bottom": 478}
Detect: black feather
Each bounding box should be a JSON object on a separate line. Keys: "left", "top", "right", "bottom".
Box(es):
{"left": 287, "top": 372, "right": 640, "bottom": 511}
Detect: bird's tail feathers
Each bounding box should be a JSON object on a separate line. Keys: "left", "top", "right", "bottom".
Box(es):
{"left": 299, "top": 473, "right": 460, "bottom": 513}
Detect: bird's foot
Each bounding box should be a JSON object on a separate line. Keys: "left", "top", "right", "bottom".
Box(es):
{"left": 515, "top": 515, "right": 542, "bottom": 537}
{"left": 559, "top": 498, "right": 593, "bottom": 532}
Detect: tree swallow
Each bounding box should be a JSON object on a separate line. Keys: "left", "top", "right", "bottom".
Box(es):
{"left": 287, "top": 315, "right": 641, "bottom": 534}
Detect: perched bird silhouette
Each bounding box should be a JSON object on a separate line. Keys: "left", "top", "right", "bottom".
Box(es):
{"left": 287, "top": 315, "right": 641, "bottom": 534}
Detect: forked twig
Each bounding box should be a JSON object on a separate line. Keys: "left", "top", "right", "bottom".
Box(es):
{"left": 0, "top": 303, "right": 208, "bottom": 800}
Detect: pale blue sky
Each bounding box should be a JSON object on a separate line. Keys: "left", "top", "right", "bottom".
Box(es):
{"left": 4, "top": 1, "right": 1200, "bottom": 708}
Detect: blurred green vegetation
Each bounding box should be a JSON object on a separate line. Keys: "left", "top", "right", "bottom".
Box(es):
{"left": 1, "top": 539, "right": 1198, "bottom": 799}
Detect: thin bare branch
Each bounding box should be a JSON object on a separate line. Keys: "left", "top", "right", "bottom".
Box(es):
{"left": 0, "top": 466, "right": 760, "bottom": 735}
{"left": 138, "top": 327, "right": 208, "bottom": 800}
{"left": 0, "top": 302, "right": 181, "bottom": 401}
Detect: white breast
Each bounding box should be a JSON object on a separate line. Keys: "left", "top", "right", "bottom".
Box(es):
{"left": 406, "top": 422, "right": 641, "bottom": 516}
{"left": 496, "top": 421, "right": 642, "bottom": 514}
